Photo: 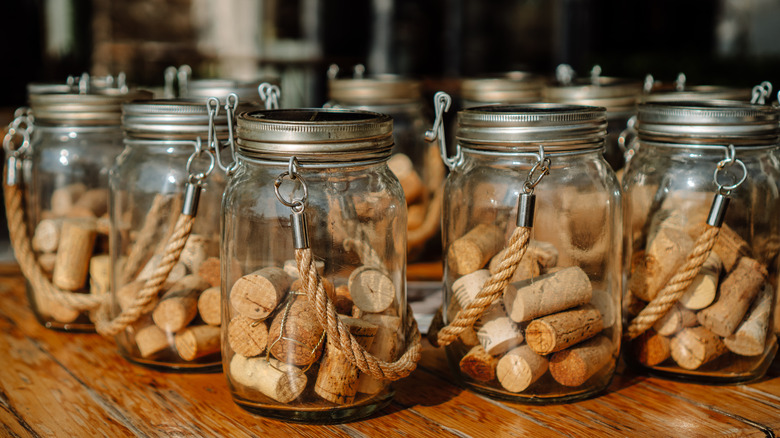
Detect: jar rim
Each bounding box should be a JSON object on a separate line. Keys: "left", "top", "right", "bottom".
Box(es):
{"left": 122, "top": 99, "right": 230, "bottom": 140}
{"left": 328, "top": 76, "right": 421, "bottom": 104}
{"left": 543, "top": 77, "right": 643, "bottom": 114}
{"left": 236, "top": 108, "right": 394, "bottom": 162}
{"left": 636, "top": 101, "right": 780, "bottom": 145}
{"left": 456, "top": 104, "right": 607, "bottom": 151}
{"left": 29, "top": 90, "right": 150, "bottom": 126}
{"left": 461, "top": 71, "right": 546, "bottom": 103}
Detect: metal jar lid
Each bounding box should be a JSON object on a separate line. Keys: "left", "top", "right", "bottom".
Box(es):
{"left": 636, "top": 101, "right": 780, "bottom": 146}
{"left": 543, "top": 77, "right": 642, "bottom": 116}
{"left": 456, "top": 104, "right": 607, "bottom": 151}
{"left": 122, "top": 100, "right": 230, "bottom": 140}
{"left": 461, "top": 72, "right": 545, "bottom": 105}
{"left": 641, "top": 85, "right": 752, "bottom": 104}
{"left": 236, "top": 108, "right": 394, "bottom": 163}
{"left": 29, "top": 89, "right": 151, "bottom": 126}
{"left": 328, "top": 76, "right": 421, "bottom": 105}
{"left": 182, "top": 78, "right": 279, "bottom": 105}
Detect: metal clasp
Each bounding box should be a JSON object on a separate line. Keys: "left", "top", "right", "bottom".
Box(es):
{"left": 590, "top": 65, "right": 602, "bottom": 84}
{"left": 516, "top": 146, "right": 550, "bottom": 228}
{"left": 556, "top": 64, "right": 575, "bottom": 85}
{"left": 751, "top": 81, "right": 773, "bottom": 105}
{"left": 258, "top": 83, "right": 281, "bottom": 110}
{"left": 208, "top": 95, "right": 240, "bottom": 176}
{"left": 274, "top": 157, "right": 310, "bottom": 249}
{"left": 675, "top": 72, "right": 686, "bottom": 91}
{"left": 3, "top": 109, "right": 34, "bottom": 186}
{"left": 618, "top": 115, "right": 638, "bottom": 162}
{"left": 425, "top": 91, "right": 458, "bottom": 170}
{"left": 182, "top": 138, "right": 215, "bottom": 216}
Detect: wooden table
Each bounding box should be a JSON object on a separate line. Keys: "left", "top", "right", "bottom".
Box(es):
{"left": 1, "top": 266, "right": 779, "bottom": 437}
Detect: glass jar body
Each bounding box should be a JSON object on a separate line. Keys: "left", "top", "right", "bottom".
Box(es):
{"left": 25, "top": 125, "right": 123, "bottom": 331}
{"left": 109, "top": 140, "right": 226, "bottom": 371}
{"left": 221, "top": 157, "right": 407, "bottom": 423}
{"left": 442, "top": 147, "right": 622, "bottom": 403}
{"left": 622, "top": 141, "right": 780, "bottom": 383}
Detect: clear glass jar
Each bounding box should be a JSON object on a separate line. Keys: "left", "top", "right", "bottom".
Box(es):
{"left": 20, "top": 90, "right": 144, "bottom": 331}
{"left": 222, "top": 109, "right": 411, "bottom": 423}
{"left": 439, "top": 104, "right": 621, "bottom": 403}
{"left": 327, "top": 75, "right": 444, "bottom": 262}
{"left": 109, "top": 100, "right": 230, "bottom": 370}
{"left": 460, "top": 71, "right": 545, "bottom": 108}
{"left": 544, "top": 75, "right": 642, "bottom": 170}
{"left": 622, "top": 101, "right": 780, "bottom": 384}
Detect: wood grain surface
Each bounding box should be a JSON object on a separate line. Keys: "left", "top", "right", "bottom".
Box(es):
{"left": 1, "top": 266, "right": 778, "bottom": 437}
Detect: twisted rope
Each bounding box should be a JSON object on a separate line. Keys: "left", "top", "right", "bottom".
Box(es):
{"left": 295, "top": 248, "right": 422, "bottom": 381}
{"left": 94, "top": 213, "right": 196, "bottom": 336}
{"left": 435, "top": 226, "right": 531, "bottom": 347}
{"left": 626, "top": 224, "right": 720, "bottom": 339}
{"left": 121, "top": 194, "right": 174, "bottom": 284}
{"left": 4, "top": 175, "right": 102, "bottom": 311}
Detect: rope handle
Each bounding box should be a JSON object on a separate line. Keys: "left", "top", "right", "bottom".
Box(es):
{"left": 626, "top": 224, "right": 720, "bottom": 339}
{"left": 434, "top": 226, "right": 532, "bottom": 347}
{"left": 94, "top": 212, "right": 196, "bottom": 336}
{"left": 295, "top": 248, "right": 422, "bottom": 381}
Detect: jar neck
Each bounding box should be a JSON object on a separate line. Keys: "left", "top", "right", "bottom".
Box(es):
{"left": 236, "top": 152, "right": 391, "bottom": 170}
{"left": 637, "top": 140, "right": 778, "bottom": 156}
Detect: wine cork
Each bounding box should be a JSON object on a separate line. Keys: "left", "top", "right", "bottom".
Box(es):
{"left": 670, "top": 326, "right": 727, "bottom": 370}
{"left": 73, "top": 188, "right": 108, "bottom": 217}
{"left": 228, "top": 315, "right": 269, "bottom": 358}
{"left": 723, "top": 285, "right": 773, "bottom": 356}
{"left": 475, "top": 305, "right": 525, "bottom": 355}
{"left": 33, "top": 287, "right": 80, "bottom": 323}
{"left": 50, "top": 183, "right": 86, "bottom": 216}
{"left": 229, "top": 355, "right": 307, "bottom": 404}
{"left": 283, "top": 259, "right": 324, "bottom": 280}
{"left": 333, "top": 285, "right": 354, "bottom": 315}
{"left": 32, "top": 218, "right": 63, "bottom": 253}
{"left": 152, "top": 275, "right": 209, "bottom": 333}
{"left": 634, "top": 330, "right": 671, "bottom": 366}
{"left": 503, "top": 266, "right": 592, "bottom": 323}
{"left": 197, "top": 286, "right": 221, "bottom": 326}
{"left": 38, "top": 253, "right": 57, "bottom": 275}
{"left": 89, "top": 254, "right": 111, "bottom": 297}
{"left": 679, "top": 252, "right": 722, "bottom": 310}
{"left": 117, "top": 280, "right": 158, "bottom": 313}
{"left": 489, "top": 240, "right": 558, "bottom": 275}
{"left": 230, "top": 267, "right": 291, "bottom": 320}
{"left": 451, "top": 269, "right": 492, "bottom": 307}
{"left": 175, "top": 324, "right": 221, "bottom": 361}
{"left": 268, "top": 293, "right": 325, "bottom": 366}
{"left": 488, "top": 247, "right": 541, "bottom": 283}
{"left": 136, "top": 255, "right": 187, "bottom": 286}
{"left": 51, "top": 218, "right": 97, "bottom": 291}
{"left": 653, "top": 304, "right": 698, "bottom": 336}
{"left": 447, "top": 223, "right": 505, "bottom": 277}
{"left": 497, "top": 345, "right": 548, "bottom": 393}
{"left": 445, "top": 294, "right": 481, "bottom": 347}
{"left": 357, "top": 314, "right": 402, "bottom": 394}
{"left": 526, "top": 305, "right": 604, "bottom": 355}
{"left": 712, "top": 224, "right": 751, "bottom": 272}
{"left": 549, "top": 336, "right": 613, "bottom": 387}
{"left": 629, "top": 227, "right": 694, "bottom": 302}
{"left": 388, "top": 153, "right": 425, "bottom": 204}
{"left": 348, "top": 266, "right": 395, "bottom": 313}
{"left": 624, "top": 290, "right": 647, "bottom": 318}
{"left": 135, "top": 324, "right": 171, "bottom": 358}
{"left": 196, "top": 257, "right": 221, "bottom": 288}
{"left": 459, "top": 345, "right": 499, "bottom": 382}
{"left": 314, "top": 317, "right": 378, "bottom": 404}
{"left": 96, "top": 215, "right": 110, "bottom": 235}
{"left": 697, "top": 257, "right": 767, "bottom": 337}
{"left": 180, "top": 234, "right": 209, "bottom": 273}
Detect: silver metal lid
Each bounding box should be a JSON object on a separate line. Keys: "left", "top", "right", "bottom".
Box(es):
{"left": 237, "top": 108, "right": 394, "bottom": 162}
{"left": 637, "top": 101, "right": 780, "bottom": 146}
{"left": 182, "top": 78, "right": 278, "bottom": 104}
{"left": 328, "top": 76, "right": 421, "bottom": 105}
{"left": 456, "top": 104, "right": 607, "bottom": 151}
{"left": 641, "top": 85, "right": 752, "bottom": 104}
{"left": 29, "top": 90, "right": 151, "bottom": 126}
{"left": 543, "top": 77, "right": 642, "bottom": 116}
{"left": 122, "top": 100, "right": 230, "bottom": 140}
{"left": 461, "top": 72, "right": 545, "bottom": 104}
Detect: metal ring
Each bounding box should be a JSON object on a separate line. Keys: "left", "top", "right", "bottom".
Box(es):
{"left": 186, "top": 139, "right": 216, "bottom": 184}
{"left": 713, "top": 158, "right": 747, "bottom": 192}
{"left": 274, "top": 158, "right": 308, "bottom": 212}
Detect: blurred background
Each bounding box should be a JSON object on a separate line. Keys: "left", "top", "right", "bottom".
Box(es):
{"left": 2, "top": 0, "right": 780, "bottom": 117}
{"left": 1, "top": 0, "right": 779, "bottom": 264}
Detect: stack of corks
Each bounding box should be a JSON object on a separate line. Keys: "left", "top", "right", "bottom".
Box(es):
{"left": 227, "top": 259, "right": 402, "bottom": 406}
{"left": 446, "top": 223, "right": 616, "bottom": 393}
{"left": 124, "top": 234, "right": 222, "bottom": 363}
{"left": 630, "top": 220, "right": 773, "bottom": 370}
{"left": 31, "top": 183, "right": 111, "bottom": 323}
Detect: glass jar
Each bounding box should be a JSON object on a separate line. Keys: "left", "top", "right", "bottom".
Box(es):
{"left": 163, "top": 64, "right": 280, "bottom": 107}
{"left": 327, "top": 74, "right": 444, "bottom": 262}
{"left": 222, "top": 108, "right": 417, "bottom": 423}
{"left": 622, "top": 101, "right": 780, "bottom": 384}
{"left": 108, "top": 99, "right": 231, "bottom": 371}
{"left": 435, "top": 103, "right": 621, "bottom": 403}
{"left": 544, "top": 74, "right": 642, "bottom": 170}
{"left": 460, "top": 71, "right": 545, "bottom": 108}
{"left": 11, "top": 89, "right": 145, "bottom": 332}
